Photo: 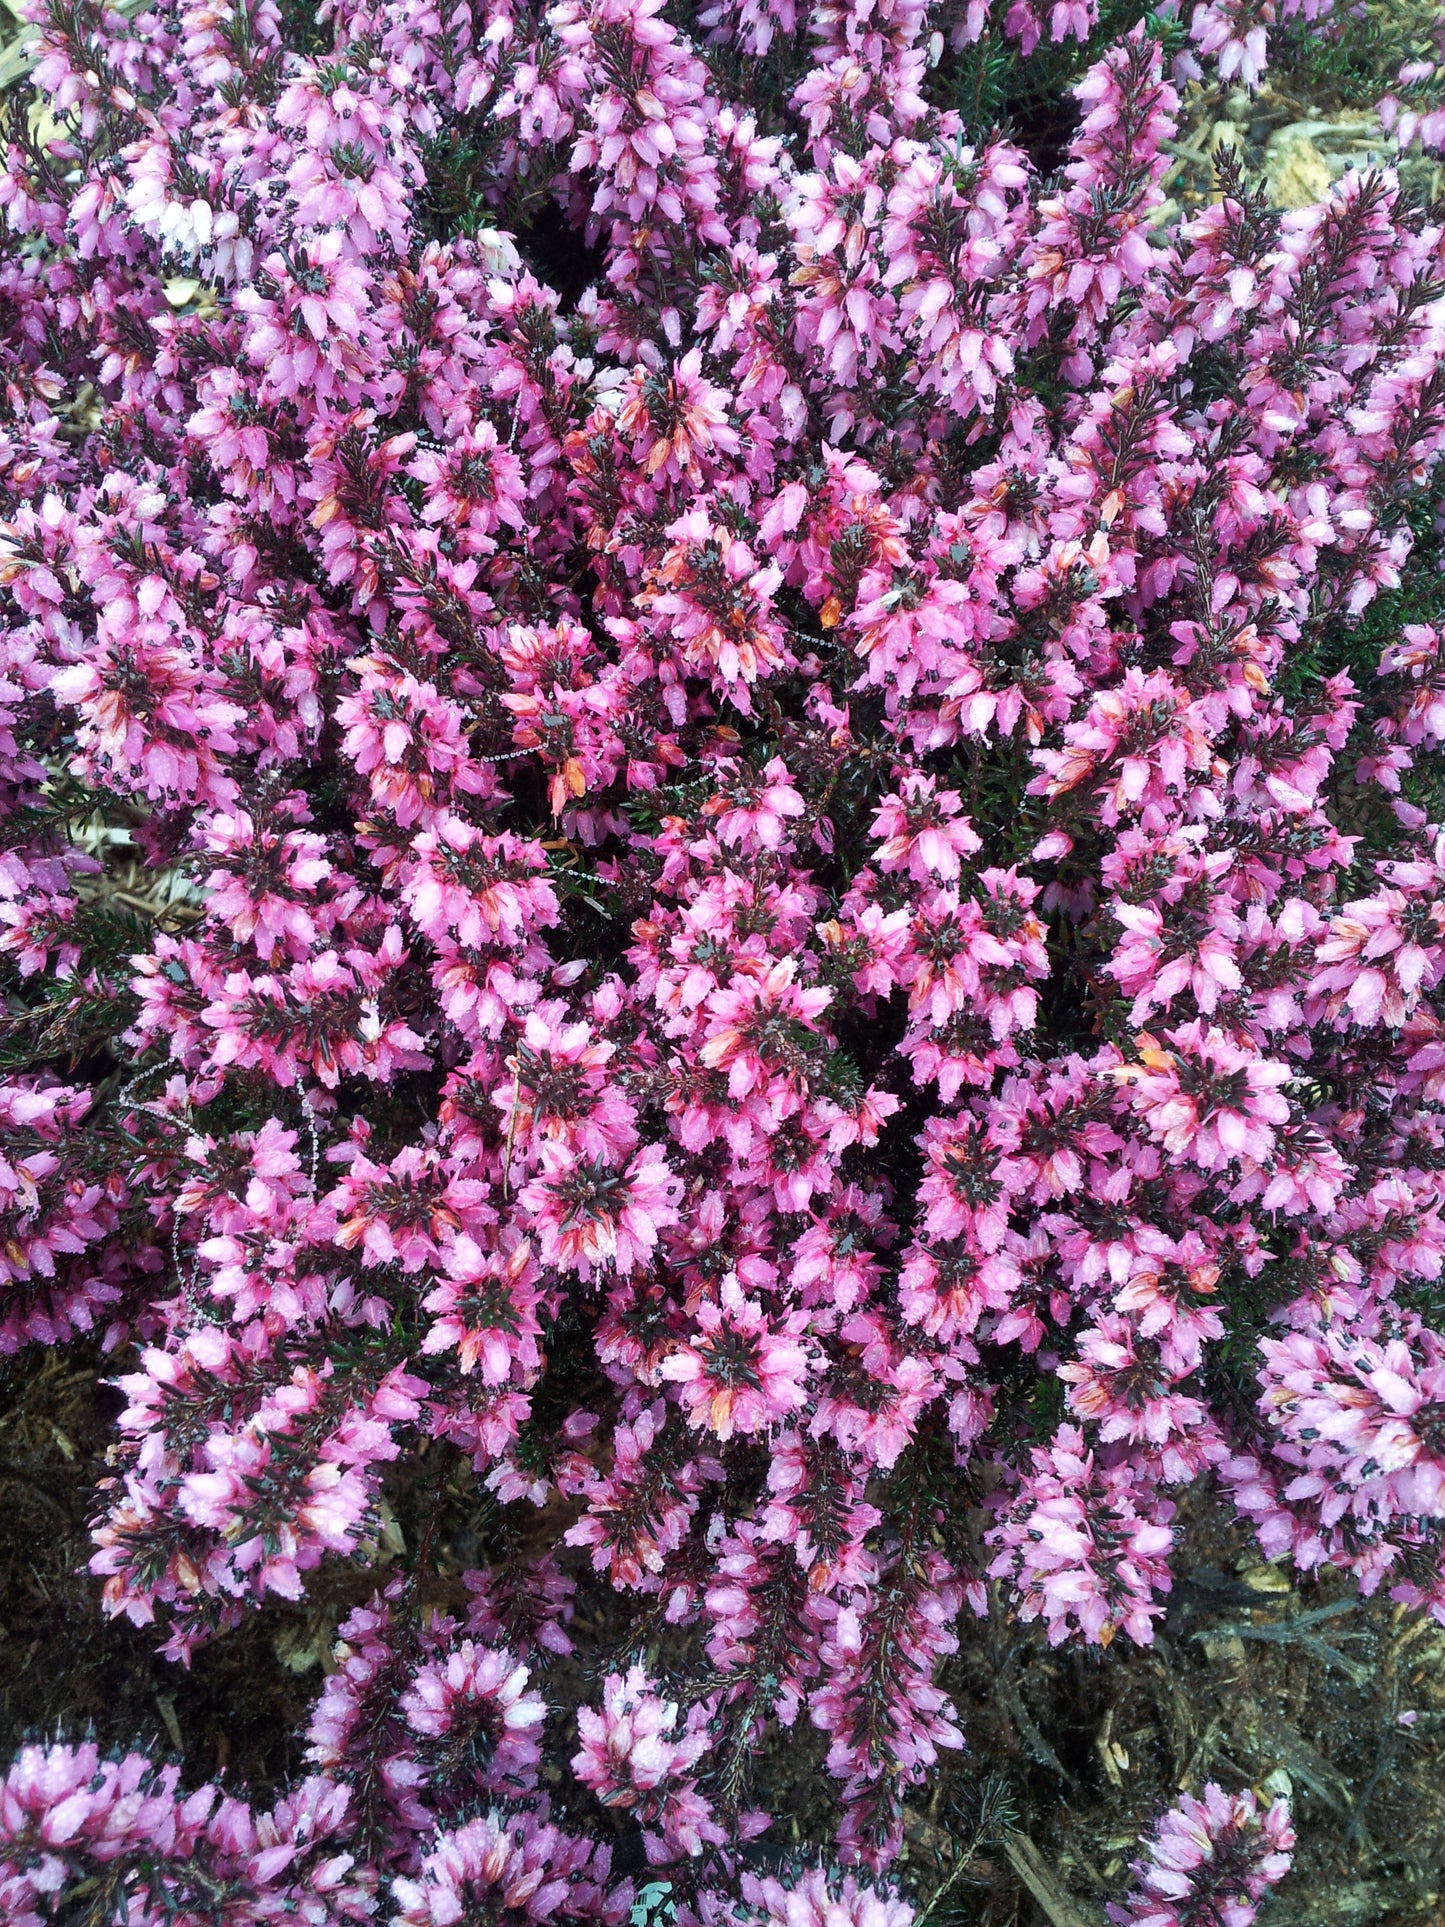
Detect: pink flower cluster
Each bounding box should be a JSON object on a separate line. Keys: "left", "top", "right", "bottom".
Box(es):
{"left": 0, "top": 0, "right": 1437, "bottom": 1914}
{"left": 305, "top": 1573, "right": 556, "bottom": 1856}
{"left": 1108, "top": 1782, "right": 1295, "bottom": 1927}
{"left": 0, "top": 1741, "right": 373, "bottom": 1926}
{"left": 574, "top": 1664, "right": 731, "bottom": 1861}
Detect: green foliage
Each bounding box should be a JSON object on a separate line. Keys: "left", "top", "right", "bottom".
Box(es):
{"left": 911, "top": 1774, "right": 1020, "bottom": 1924}
{"left": 1282, "top": 498, "right": 1445, "bottom": 703}
{"left": 417, "top": 115, "right": 511, "bottom": 244}
{"left": 937, "top": 0, "right": 1186, "bottom": 160}
{"left": 1277, "top": 0, "right": 1440, "bottom": 109}
{"left": 275, "top": 0, "right": 334, "bottom": 58}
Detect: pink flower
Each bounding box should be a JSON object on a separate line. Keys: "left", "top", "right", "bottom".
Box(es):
{"left": 520, "top": 1144, "right": 681, "bottom": 1280}
{"left": 662, "top": 1274, "right": 811, "bottom": 1440}
{"left": 701, "top": 757, "right": 807, "bottom": 850}
{"left": 740, "top": 1868, "right": 915, "bottom": 1927}
{"left": 871, "top": 775, "right": 982, "bottom": 884}
{"left": 399, "top": 1641, "right": 546, "bottom": 1793}
{"left": 421, "top": 1237, "right": 544, "bottom": 1382}
{"left": 391, "top": 1809, "right": 620, "bottom": 1927}
{"left": 988, "top": 1426, "right": 1176, "bottom": 1647}
{"left": 1310, "top": 875, "right": 1445, "bottom": 1029}
{"left": 11, "top": 0, "right": 1445, "bottom": 1898}
{"left": 1109, "top": 1783, "right": 1295, "bottom": 1927}
{"left": 573, "top": 1663, "right": 721, "bottom": 1860}
{"left": 1116, "top": 1024, "right": 1292, "bottom": 1171}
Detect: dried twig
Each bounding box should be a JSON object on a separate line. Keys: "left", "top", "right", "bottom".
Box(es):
{"left": 1001, "top": 1833, "right": 1100, "bottom": 1927}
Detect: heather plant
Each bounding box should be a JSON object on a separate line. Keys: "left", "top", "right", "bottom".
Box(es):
{"left": 0, "top": 0, "right": 1444, "bottom": 1918}
{"left": 1107, "top": 1783, "right": 1295, "bottom": 1927}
